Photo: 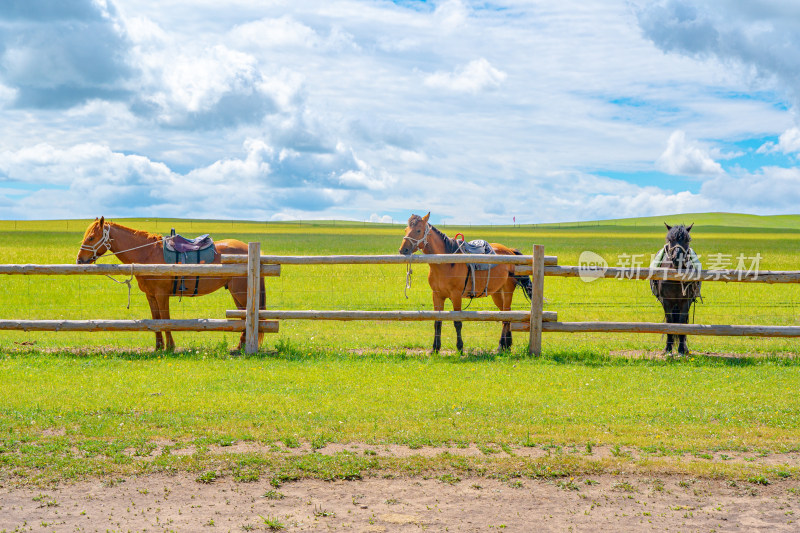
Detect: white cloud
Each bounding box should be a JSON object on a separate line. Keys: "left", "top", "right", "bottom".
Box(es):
{"left": 434, "top": 0, "right": 469, "bottom": 33}
{"left": 656, "top": 130, "right": 724, "bottom": 176}
{"left": 369, "top": 213, "right": 393, "bottom": 224}
{"left": 424, "top": 58, "right": 507, "bottom": 93}
{"left": 1, "top": 0, "right": 799, "bottom": 223}
{"left": 699, "top": 166, "right": 800, "bottom": 211}
{"left": 230, "top": 16, "right": 321, "bottom": 49}
{"left": 758, "top": 127, "right": 800, "bottom": 154}
{"left": 636, "top": 0, "right": 800, "bottom": 109}
{"left": 131, "top": 44, "right": 278, "bottom": 128}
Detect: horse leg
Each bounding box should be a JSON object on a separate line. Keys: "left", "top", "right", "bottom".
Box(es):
{"left": 662, "top": 300, "right": 674, "bottom": 353}
{"left": 156, "top": 294, "right": 175, "bottom": 351}
{"left": 145, "top": 294, "right": 164, "bottom": 351}
{"left": 677, "top": 301, "right": 691, "bottom": 355}
{"left": 451, "top": 295, "right": 464, "bottom": 353}
{"left": 432, "top": 293, "right": 445, "bottom": 353}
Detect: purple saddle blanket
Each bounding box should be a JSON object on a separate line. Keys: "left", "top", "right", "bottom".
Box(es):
{"left": 166, "top": 234, "right": 214, "bottom": 253}
{"left": 163, "top": 234, "right": 216, "bottom": 264}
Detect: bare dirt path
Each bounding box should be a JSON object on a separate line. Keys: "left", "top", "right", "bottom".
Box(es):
{"left": 2, "top": 473, "right": 799, "bottom": 532}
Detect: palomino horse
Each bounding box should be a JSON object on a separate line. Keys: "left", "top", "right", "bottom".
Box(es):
{"left": 76, "top": 217, "right": 264, "bottom": 351}
{"left": 650, "top": 223, "right": 701, "bottom": 355}
{"left": 399, "top": 213, "right": 532, "bottom": 353}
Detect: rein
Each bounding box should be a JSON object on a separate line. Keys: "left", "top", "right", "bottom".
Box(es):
{"left": 81, "top": 223, "right": 163, "bottom": 262}
{"left": 401, "top": 223, "right": 432, "bottom": 299}
{"left": 664, "top": 243, "right": 696, "bottom": 297}
{"left": 81, "top": 223, "right": 163, "bottom": 308}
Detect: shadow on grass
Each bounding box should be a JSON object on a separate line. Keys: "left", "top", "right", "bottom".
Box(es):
{"left": 5, "top": 339, "right": 800, "bottom": 368}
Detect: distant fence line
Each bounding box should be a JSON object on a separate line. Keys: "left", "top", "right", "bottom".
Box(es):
{"left": 2, "top": 242, "right": 800, "bottom": 355}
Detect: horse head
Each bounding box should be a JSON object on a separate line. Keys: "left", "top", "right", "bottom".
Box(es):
{"left": 399, "top": 212, "right": 431, "bottom": 255}
{"left": 77, "top": 216, "right": 111, "bottom": 264}
{"left": 664, "top": 222, "right": 693, "bottom": 271}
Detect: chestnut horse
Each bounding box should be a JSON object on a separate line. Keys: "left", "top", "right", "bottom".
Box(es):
{"left": 399, "top": 213, "right": 532, "bottom": 353}
{"left": 76, "top": 217, "right": 265, "bottom": 351}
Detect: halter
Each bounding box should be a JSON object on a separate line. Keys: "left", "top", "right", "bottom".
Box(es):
{"left": 665, "top": 242, "right": 690, "bottom": 270}
{"left": 402, "top": 223, "right": 431, "bottom": 252}
{"left": 401, "top": 222, "right": 432, "bottom": 299}
{"left": 80, "top": 222, "right": 113, "bottom": 263}
{"left": 79, "top": 221, "right": 163, "bottom": 309}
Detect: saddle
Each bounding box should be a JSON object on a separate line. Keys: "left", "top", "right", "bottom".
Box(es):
{"left": 164, "top": 230, "right": 216, "bottom": 264}
{"left": 457, "top": 238, "right": 498, "bottom": 298}
{"left": 163, "top": 229, "right": 217, "bottom": 297}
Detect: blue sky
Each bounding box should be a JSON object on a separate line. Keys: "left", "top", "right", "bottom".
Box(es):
{"left": 1, "top": 0, "right": 800, "bottom": 224}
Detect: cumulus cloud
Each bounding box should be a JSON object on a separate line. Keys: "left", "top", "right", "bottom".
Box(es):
{"left": 699, "top": 166, "right": 800, "bottom": 211}
{"left": 369, "top": 213, "right": 393, "bottom": 223}
{"left": 0, "top": 0, "right": 133, "bottom": 108}
{"left": 1, "top": 0, "right": 799, "bottom": 223}
{"left": 656, "top": 130, "right": 724, "bottom": 176}
{"left": 230, "top": 16, "right": 321, "bottom": 49}
{"left": 130, "top": 44, "right": 278, "bottom": 129}
{"left": 424, "top": 58, "right": 507, "bottom": 93}
{"left": 434, "top": 0, "right": 469, "bottom": 33}
{"left": 636, "top": 0, "right": 800, "bottom": 109}
{"left": 0, "top": 138, "right": 392, "bottom": 219}
{"left": 757, "top": 127, "right": 800, "bottom": 154}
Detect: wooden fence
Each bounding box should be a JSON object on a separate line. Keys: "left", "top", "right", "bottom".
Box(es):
{"left": 2, "top": 241, "right": 800, "bottom": 355}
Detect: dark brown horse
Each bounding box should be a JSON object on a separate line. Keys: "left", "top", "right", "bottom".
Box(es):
{"left": 76, "top": 217, "right": 264, "bottom": 351}
{"left": 399, "top": 213, "right": 532, "bottom": 353}
{"left": 650, "top": 223, "right": 701, "bottom": 355}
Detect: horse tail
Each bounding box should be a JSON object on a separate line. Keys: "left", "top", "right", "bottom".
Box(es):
{"left": 511, "top": 249, "right": 533, "bottom": 301}
{"left": 259, "top": 276, "right": 266, "bottom": 310}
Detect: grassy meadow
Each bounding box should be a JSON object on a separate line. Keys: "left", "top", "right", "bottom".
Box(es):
{"left": 0, "top": 214, "right": 798, "bottom": 353}
{"left": 1, "top": 214, "right": 800, "bottom": 484}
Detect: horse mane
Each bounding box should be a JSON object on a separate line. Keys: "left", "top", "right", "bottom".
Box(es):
{"left": 429, "top": 225, "right": 460, "bottom": 254}
{"left": 408, "top": 215, "right": 460, "bottom": 253}
{"left": 666, "top": 224, "right": 691, "bottom": 244}
{"left": 107, "top": 220, "right": 162, "bottom": 241}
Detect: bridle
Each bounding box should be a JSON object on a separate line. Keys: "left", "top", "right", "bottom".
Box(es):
{"left": 402, "top": 223, "right": 431, "bottom": 253}
{"left": 80, "top": 223, "right": 113, "bottom": 263}
{"left": 401, "top": 222, "right": 432, "bottom": 299}
{"left": 665, "top": 241, "right": 690, "bottom": 271}
{"left": 79, "top": 222, "right": 162, "bottom": 263}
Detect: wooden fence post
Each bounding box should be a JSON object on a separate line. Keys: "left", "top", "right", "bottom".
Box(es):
{"left": 245, "top": 242, "right": 261, "bottom": 354}
{"left": 529, "top": 244, "right": 545, "bottom": 356}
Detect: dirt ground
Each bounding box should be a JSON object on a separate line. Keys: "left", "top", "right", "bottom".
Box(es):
{"left": 2, "top": 471, "right": 799, "bottom": 532}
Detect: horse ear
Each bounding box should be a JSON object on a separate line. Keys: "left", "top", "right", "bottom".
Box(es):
{"left": 664, "top": 223, "right": 672, "bottom": 230}
{"left": 686, "top": 223, "right": 693, "bottom": 232}
{"left": 99, "top": 216, "right": 105, "bottom": 226}
{"left": 422, "top": 212, "right": 430, "bottom": 223}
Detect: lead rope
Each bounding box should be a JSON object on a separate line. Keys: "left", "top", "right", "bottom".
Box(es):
{"left": 404, "top": 263, "right": 413, "bottom": 299}
{"left": 104, "top": 264, "right": 135, "bottom": 309}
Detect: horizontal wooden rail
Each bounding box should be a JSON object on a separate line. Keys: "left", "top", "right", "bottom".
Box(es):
{"left": 222, "top": 254, "right": 558, "bottom": 266}
{"left": 0, "top": 319, "right": 279, "bottom": 333}
{"left": 510, "top": 321, "right": 800, "bottom": 337}
{"left": 546, "top": 266, "right": 800, "bottom": 283}
{"left": 226, "top": 309, "right": 557, "bottom": 322}
{"left": 0, "top": 264, "right": 280, "bottom": 276}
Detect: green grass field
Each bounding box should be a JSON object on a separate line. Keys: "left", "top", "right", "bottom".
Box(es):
{"left": 0, "top": 214, "right": 798, "bottom": 353}
{"left": 1, "top": 214, "right": 799, "bottom": 484}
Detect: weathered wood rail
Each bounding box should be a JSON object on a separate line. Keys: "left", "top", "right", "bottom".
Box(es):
{"left": 3, "top": 241, "right": 800, "bottom": 355}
